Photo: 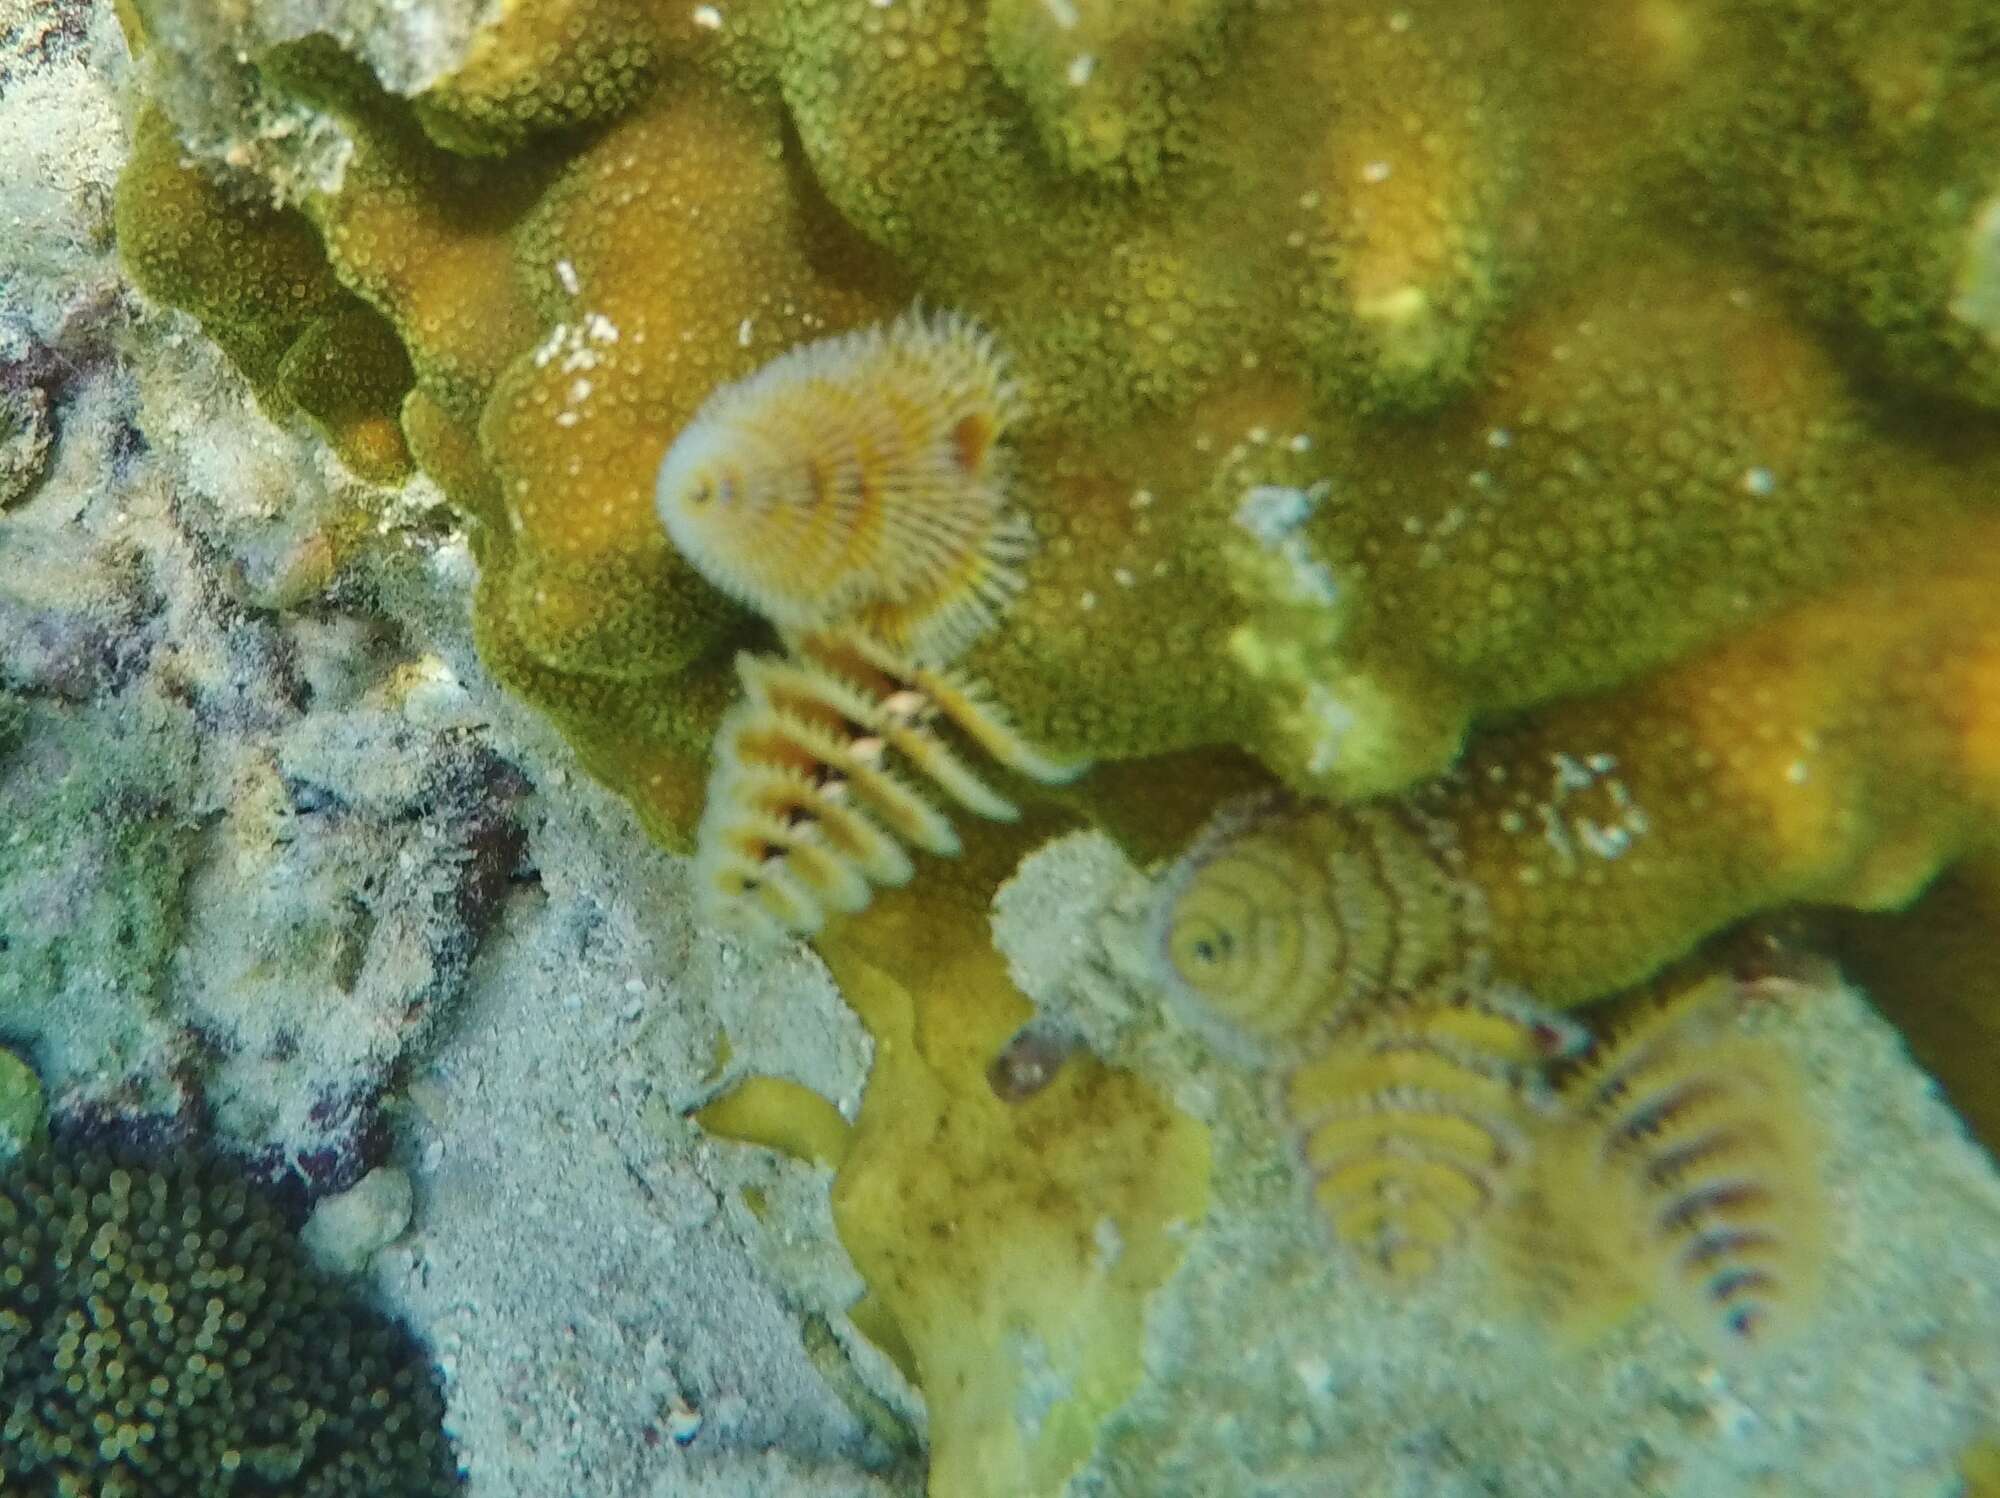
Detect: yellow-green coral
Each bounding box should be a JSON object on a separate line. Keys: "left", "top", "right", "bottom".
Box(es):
{"left": 1416, "top": 515, "right": 2000, "bottom": 1005}
{"left": 982, "top": 0, "right": 1241, "bottom": 188}
{"left": 0, "top": 1143, "right": 460, "bottom": 1493}
{"left": 1675, "top": 0, "right": 2000, "bottom": 407}
{"left": 115, "top": 107, "right": 415, "bottom": 483}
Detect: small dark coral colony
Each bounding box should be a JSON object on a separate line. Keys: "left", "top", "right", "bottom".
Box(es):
{"left": 103, "top": 0, "right": 2000, "bottom": 1486}
{"left": 0, "top": 1146, "right": 457, "bottom": 1495}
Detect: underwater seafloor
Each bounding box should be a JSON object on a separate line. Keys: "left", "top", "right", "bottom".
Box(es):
{"left": 4, "top": 1, "right": 2000, "bottom": 1495}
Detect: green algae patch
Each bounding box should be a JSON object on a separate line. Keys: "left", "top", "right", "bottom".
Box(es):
{"left": 0, "top": 1049, "right": 45, "bottom": 1165}
{"left": 0, "top": 694, "right": 22, "bottom": 760}
{"left": 0, "top": 699, "right": 198, "bottom": 1036}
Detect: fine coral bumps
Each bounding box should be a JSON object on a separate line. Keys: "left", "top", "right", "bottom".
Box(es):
{"left": 0, "top": 1144, "right": 460, "bottom": 1494}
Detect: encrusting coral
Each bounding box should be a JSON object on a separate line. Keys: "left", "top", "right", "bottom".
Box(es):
{"left": 114, "top": 106, "right": 415, "bottom": 485}
{"left": 1411, "top": 516, "right": 2000, "bottom": 1006}
{"left": 110, "top": 0, "right": 2000, "bottom": 1489}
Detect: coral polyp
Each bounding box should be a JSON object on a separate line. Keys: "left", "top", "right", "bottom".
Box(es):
{"left": 0, "top": 1144, "right": 460, "bottom": 1495}
{"left": 655, "top": 308, "right": 1031, "bottom": 664}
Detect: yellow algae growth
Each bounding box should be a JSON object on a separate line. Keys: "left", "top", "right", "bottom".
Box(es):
{"left": 819, "top": 828, "right": 1209, "bottom": 1498}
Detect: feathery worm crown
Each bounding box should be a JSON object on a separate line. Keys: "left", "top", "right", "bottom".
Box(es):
{"left": 1284, "top": 991, "right": 1588, "bottom": 1282}
{"left": 695, "top": 629, "right": 1086, "bottom": 939}
{"left": 654, "top": 307, "right": 1030, "bottom": 664}
{"left": 1556, "top": 978, "right": 1826, "bottom": 1348}
{"left": 1145, "top": 793, "right": 1489, "bottom": 1063}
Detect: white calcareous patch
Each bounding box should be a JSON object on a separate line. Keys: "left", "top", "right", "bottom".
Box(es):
{"left": 654, "top": 307, "right": 1031, "bottom": 663}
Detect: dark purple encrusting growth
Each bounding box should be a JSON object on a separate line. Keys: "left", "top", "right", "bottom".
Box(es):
{"left": 0, "top": 530, "right": 161, "bottom": 701}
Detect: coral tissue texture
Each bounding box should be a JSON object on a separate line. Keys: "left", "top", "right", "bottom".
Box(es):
{"left": 40, "top": 0, "right": 2000, "bottom": 1493}
{"left": 0, "top": 1145, "right": 458, "bottom": 1496}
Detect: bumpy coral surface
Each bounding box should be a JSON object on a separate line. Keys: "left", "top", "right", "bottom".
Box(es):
{"left": 0, "top": 1143, "right": 459, "bottom": 1495}
{"left": 112, "top": 0, "right": 2000, "bottom": 1490}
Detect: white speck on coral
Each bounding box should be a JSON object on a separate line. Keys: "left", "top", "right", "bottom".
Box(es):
{"left": 691, "top": 5, "right": 723, "bottom": 30}
{"left": 555, "top": 259, "right": 580, "bottom": 295}
{"left": 1551, "top": 752, "right": 1594, "bottom": 792}
{"left": 665, "top": 1397, "right": 704, "bottom": 1445}
{"left": 1236, "top": 481, "right": 1330, "bottom": 542}
{"left": 1091, "top": 1216, "right": 1124, "bottom": 1275}
{"left": 1362, "top": 160, "right": 1392, "bottom": 184}
{"left": 1741, "top": 466, "right": 1777, "bottom": 496}
{"left": 1067, "top": 53, "right": 1095, "bottom": 87}
{"left": 1574, "top": 819, "right": 1631, "bottom": 859}
{"left": 1293, "top": 1355, "right": 1335, "bottom": 1400}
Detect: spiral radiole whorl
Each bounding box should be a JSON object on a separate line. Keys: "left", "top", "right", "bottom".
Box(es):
{"left": 1146, "top": 793, "right": 1488, "bottom": 1061}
